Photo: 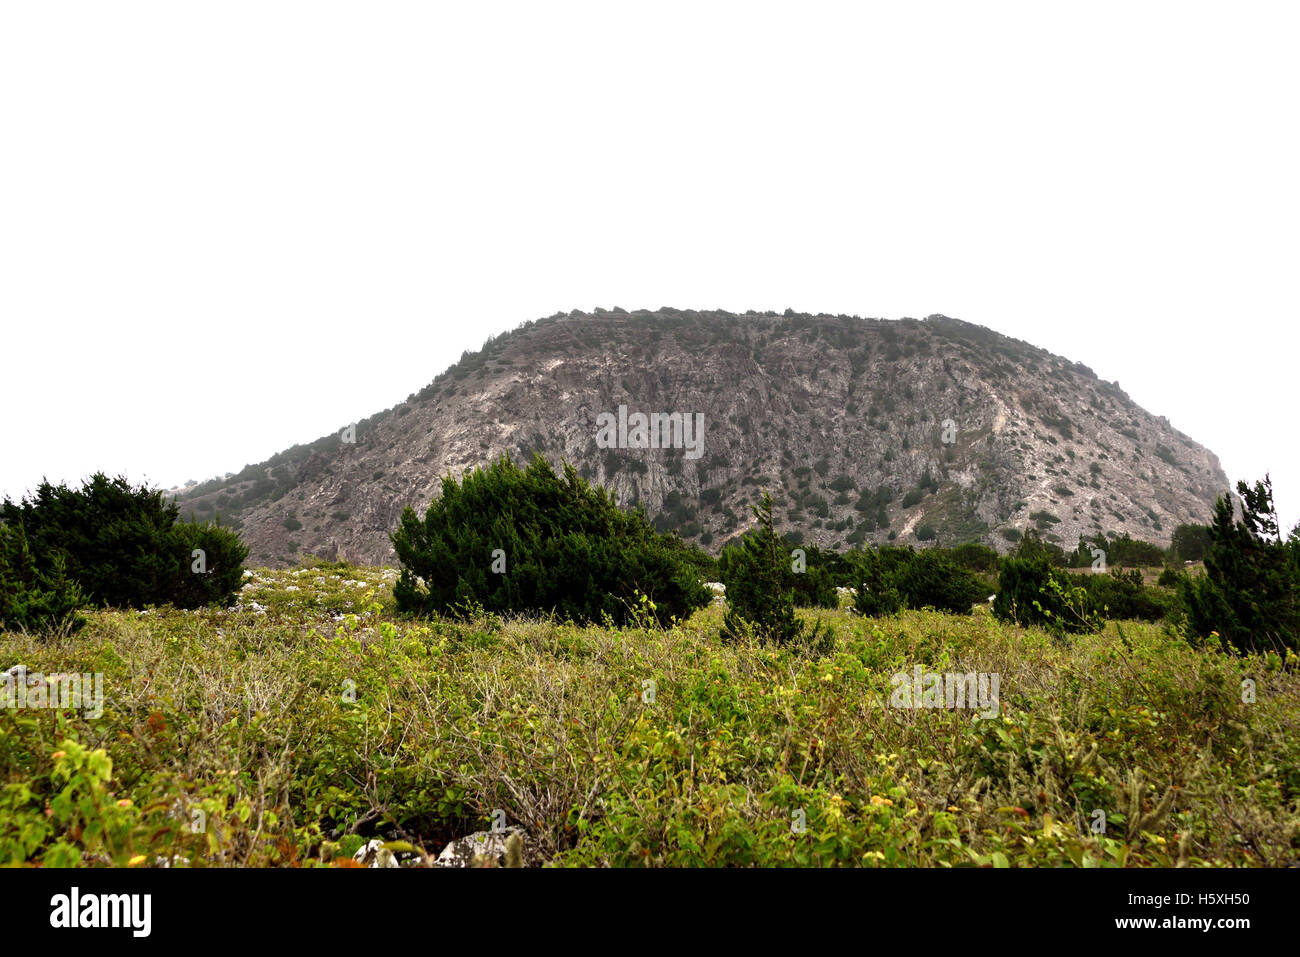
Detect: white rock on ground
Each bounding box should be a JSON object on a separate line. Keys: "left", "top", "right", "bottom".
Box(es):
{"left": 435, "top": 827, "right": 527, "bottom": 868}
{"left": 353, "top": 839, "right": 401, "bottom": 868}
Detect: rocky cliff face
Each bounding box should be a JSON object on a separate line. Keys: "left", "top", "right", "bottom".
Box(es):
{"left": 174, "top": 309, "right": 1230, "bottom": 566}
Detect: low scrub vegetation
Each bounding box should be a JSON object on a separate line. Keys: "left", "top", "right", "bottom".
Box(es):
{"left": 391, "top": 455, "right": 710, "bottom": 627}
{"left": 2, "top": 465, "right": 1297, "bottom": 868}
{"left": 0, "top": 474, "right": 247, "bottom": 632}
{"left": 0, "top": 522, "right": 85, "bottom": 636}
{"left": 1, "top": 567, "right": 1295, "bottom": 867}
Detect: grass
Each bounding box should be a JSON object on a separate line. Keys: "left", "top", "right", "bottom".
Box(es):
{"left": 1, "top": 564, "right": 1297, "bottom": 867}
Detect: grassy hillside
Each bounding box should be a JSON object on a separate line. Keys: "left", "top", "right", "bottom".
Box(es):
{"left": 1, "top": 563, "right": 1296, "bottom": 867}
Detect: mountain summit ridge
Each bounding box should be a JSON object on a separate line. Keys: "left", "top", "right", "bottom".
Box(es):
{"left": 176, "top": 308, "right": 1229, "bottom": 566}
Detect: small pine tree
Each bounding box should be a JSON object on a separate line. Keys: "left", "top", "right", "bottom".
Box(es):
{"left": 852, "top": 547, "right": 902, "bottom": 618}
{"left": 1013, "top": 530, "right": 1067, "bottom": 567}
{"left": 0, "top": 521, "right": 85, "bottom": 635}
{"left": 1183, "top": 475, "right": 1300, "bottom": 652}
{"left": 721, "top": 493, "right": 803, "bottom": 643}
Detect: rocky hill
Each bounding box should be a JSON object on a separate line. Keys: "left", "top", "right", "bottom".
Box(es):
{"left": 174, "top": 309, "right": 1231, "bottom": 566}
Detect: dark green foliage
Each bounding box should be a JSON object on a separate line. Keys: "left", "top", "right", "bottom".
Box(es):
{"left": 1013, "top": 530, "right": 1067, "bottom": 567}
{"left": 1170, "top": 523, "right": 1211, "bottom": 563}
{"left": 848, "top": 545, "right": 983, "bottom": 617}
{"left": 0, "top": 521, "right": 85, "bottom": 635}
{"left": 951, "top": 542, "right": 1000, "bottom": 573}
{"left": 1104, "top": 533, "right": 1166, "bottom": 568}
{"left": 1068, "top": 532, "right": 1165, "bottom": 569}
{"left": 996, "top": 557, "right": 1167, "bottom": 629}
{"left": 165, "top": 521, "right": 251, "bottom": 610}
{"left": 1157, "top": 566, "right": 1183, "bottom": 589}
{"left": 721, "top": 494, "right": 828, "bottom": 644}
{"left": 874, "top": 545, "right": 916, "bottom": 575}
{"left": 804, "top": 494, "right": 830, "bottom": 519}
{"left": 851, "top": 547, "right": 902, "bottom": 618}
{"left": 1078, "top": 568, "right": 1169, "bottom": 622}
{"left": 391, "top": 455, "right": 709, "bottom": 627}
{"left": 994, "top": 557, "right": 1096, "bottom": 634}
{"left": 853, "top": 487, "right": 891, "bottom": 532}
{"left": 662, "top": 535, "right": 719, "bottom": 585}
{"left": 891, "top": 549, "right": 985, "bottom": 614}
{"left": 779, "top": 541, "right": 841, "bottom": 609}
{"left": 721, "top": 494, "right": 801, "bottom": 642}
{"left": 828, "top": 475, "right": 855, "bottom": 493}
{"left": 0, "top": 474, "right": 248, "bottom": 611}
{"left": 1182, "top": 476, "right": 1300, "bottom": 652}
{"left": 1066, "top": 540, "right": 1102, "bottom": 568}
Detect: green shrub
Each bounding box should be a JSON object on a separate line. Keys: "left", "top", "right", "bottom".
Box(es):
{"left": 851, "top": 548, "right": 902, "bottom": 618}
{"left": 1182, "top": 476, "right": 1300, "bottom": 652}
{"left": 721, "top": 495, "right": 807, "bottom": 643}
{"left": 1079, "top": 568, "right": 1169, "bottom": 622}
{"left": 1104, "top": 533, "right": 1166, "bottom": 567}
{"left": 0, "top": 474, "right": 248, "bottom": 611}
{"left": 0, "top": 522, "right": 85, "bottom": 635}
{"left": 165, "top": 522, "right": 251, "bottom": 610}
{"left": 994, "top": 557, "right": 1097, "bottom": 634}
{"left": 891, "top": 549, "right": 985, "bottom": 614}
{"left": 951, "top": 542, "right": 1000, "bottom": 573}
{"left": 1170, "top": 523, "right": 1211, "bottom": 563}
{"left": 1157, "top": 566, "right": 1183, "bottom": 589}
{"left": 1013, "top": 530, "right": 1067, "bottom": 567}
{"left": 779, "top": 541, "right": 840, "bottom": 609}
{"left": 391, "top": 455, "right": 709, "bottom": 627}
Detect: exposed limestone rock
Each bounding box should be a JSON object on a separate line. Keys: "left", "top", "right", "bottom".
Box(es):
{"left": 435, "top": 827, "right": 528, "bottom": 868}
{"left": 173, "top": 310, "right": 1230, "bottom": 564}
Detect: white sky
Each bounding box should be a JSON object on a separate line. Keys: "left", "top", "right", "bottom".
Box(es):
{"left": 2, "top": 2, "right": 1297, "bottom": 532}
